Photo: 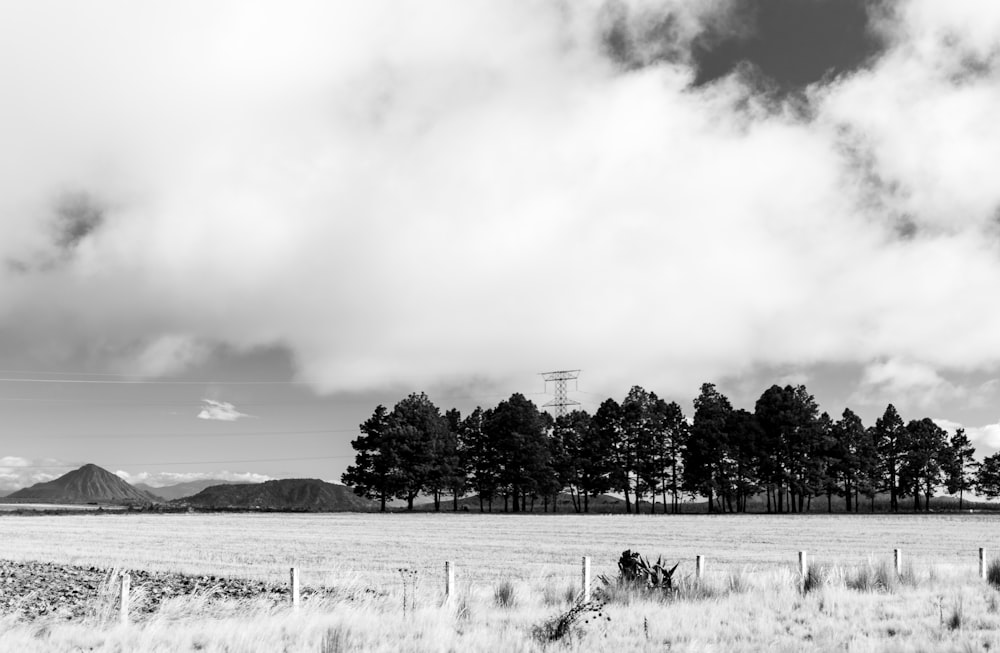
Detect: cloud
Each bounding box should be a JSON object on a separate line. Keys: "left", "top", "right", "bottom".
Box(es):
{"left": 1, "top": 1, "right": 1000, "bottom": 402}
{"left": 850, "top": 359, "right": 998, "bottom": 413}
{"left": 0, "top": 458, "right": 66, "bottom": 492}
{"left": 114, "top": 470, "right": 272, "bottom": 488}
{"left": 933, "top": 418, "right": 1000, "bottom": 457}
{"left": 197, "top": 399, "right": 252, "bottom": 422}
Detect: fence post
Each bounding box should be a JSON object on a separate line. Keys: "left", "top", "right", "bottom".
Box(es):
{"left": 980, "top": 548, "right": 987, "bottom": 581}
{"left": 581, "top": 556, "right": 591, "bottom": 602}
{"left": 290, "top": 567, "right": 300, "bottom": 609}
{"left": 894, "top": 549, "right": 902, "bottom": 576}
{"left": 119, "top": 572, "right": 131, "bottom": 626}
{"left": 798, "top": 551, "right": 807, "bottom": 580}
{"left": 444, "top": 561, "right": 454, "bottom": 603}
{"left": 696, "top": 555, "right": 705, "bottom": 581}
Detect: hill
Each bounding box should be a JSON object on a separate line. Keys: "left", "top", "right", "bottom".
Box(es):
{"left": 134, "top": 479, "right": 240, "bottom": 501}
{"left": 7, "top": 464, "right": 157, "bottom": 504}
{"left": 176, "top": 479, "right": 376, "bottom": 511}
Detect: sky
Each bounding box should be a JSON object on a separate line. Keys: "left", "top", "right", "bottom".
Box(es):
{"left": 3, "top": 0, "right": 1000, "bottom": 491}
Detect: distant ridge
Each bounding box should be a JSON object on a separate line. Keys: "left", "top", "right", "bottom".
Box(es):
{"left": 177, "top": 479, "right": 375, "bottom": 511}
{"left": 7, "top": 464, "right": 156, "bottom": 504}
{"left": 134, "top": 479, "right": 241, "bottom": 501}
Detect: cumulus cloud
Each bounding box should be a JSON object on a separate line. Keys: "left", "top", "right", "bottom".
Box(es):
{"left": 933, "top": 418, "right": 1000, "bottom": 457}
{"left": 114, "top": 470, "right": 272, "bottom": 488}
{"left": 1, "top": 1, "right": 1000, "bottom": 402}
{"left": 0, "top": 458, "right": 66, "bottom": 492}
{"left": 197, "top": 399, "right": 253, "bottom": 422}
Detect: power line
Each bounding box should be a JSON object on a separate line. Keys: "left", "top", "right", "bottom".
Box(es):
{"left": 4, "top": 455, "right": 356, "bottom": 469}
{"left": 0, "top": 377, "right": 311, "bottom": 385}
{"left": 13, "top": 428, "right": 361, "bottom": 439}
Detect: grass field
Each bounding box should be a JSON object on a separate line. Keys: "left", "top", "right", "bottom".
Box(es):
{"left": 3, "top": 512, "right": 1000, "bottom": 651}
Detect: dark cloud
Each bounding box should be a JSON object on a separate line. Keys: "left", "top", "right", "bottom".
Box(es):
{"left": 53, "top": 191, "right": 104, "bottom": 251}
{"left": 4, "top": 190, "right": 105, "bottom": 274}
{"left": 598, "top": 1, "right": 688, "bottom": 70}
{"left": 692, "top": 0, "right": 890, "bottom": 89}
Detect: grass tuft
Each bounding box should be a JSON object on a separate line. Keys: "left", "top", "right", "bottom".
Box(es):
{"left": 493, "top": 579, "right": 517, "bottom": 609}
{"left": 987, "top": 559, "right": 1000, "bottom": 590}
{"left": 541, "top": 581, "right": 578, "bottom": 606}
{"left": 727, "top": 567, "right": 752, "bottom": 594}
{"left": 847, "top": 559, "right": 900, "bottom": 593}
{"left": 802, "top": 564, "right": 829, "bottom": 594}
{"left": 946, "top": 597, "right": 964, "bottom": 631}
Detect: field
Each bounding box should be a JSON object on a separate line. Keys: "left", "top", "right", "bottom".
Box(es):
{"left": 3, "top": 512, "right": 1000, "bottom": 651}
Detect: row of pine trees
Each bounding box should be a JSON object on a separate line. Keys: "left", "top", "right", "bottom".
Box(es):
{"left": 342, "top": 382, "right": 1000, "bottom": 513}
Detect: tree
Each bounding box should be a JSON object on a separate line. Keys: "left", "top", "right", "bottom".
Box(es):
{"left": 592, "top": 398, "right": 626, "bottom": 511}
{"left": 657, "top": 401, "right": 689, "bottom": 513}
{"left": 875, "top": 404, "right": 905, "bottom": 512}
{"left": 483, "top": 393, "right": 552, "bottom": 512}
{"left": 856, "top": 425, "right": 882, "bottom": 512}
{"left": 898, "top": 418, "right": 948, "bottom": 511}
{"left": 462, "top": 407, "right": 500, "bottom": 512}
{"left": 388, "top": 392, "right": 451, "bottom": 510}
{"left": 341, "top": 405, "right": 402, "bottom": 512}
{"left": 683, "top": 383, "right": 733, "bottom": 513}
{"left": 975, "top": 453, "right": 1000, "bottom": 500}
{"left": 945, "top": 427, "right": 977, "bottom": 510}
{"left": 621, "top": 386, "right": 664, "bottom": 513}
{"left": 443, "top": 408, "right": 468, "bottom": 511}
{"left": 754, "top": 384, "right": 822, "bottom": 513}
{"left": 830, "top": 409, "right": 865, "bottom": 512}
{"left": 725, "top": 408, "right": 762, "bottom": 513}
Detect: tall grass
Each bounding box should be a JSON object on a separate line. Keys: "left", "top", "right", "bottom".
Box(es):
{"left": 0, "top": 561, "right": 995, "bottom": 652}
{"left": 493, "top": 579, "right": 517, "bottom": 608}
{"left": 987, "top": 558, "right": 1000, "bottom": 589}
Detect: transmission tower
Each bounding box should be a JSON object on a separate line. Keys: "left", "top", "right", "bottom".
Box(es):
{"left": 540, "top": 370, "right": 581, "bottom": 418}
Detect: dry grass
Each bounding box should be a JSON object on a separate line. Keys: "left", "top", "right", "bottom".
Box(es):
{"left": 1, "top": 513, "right": 1000, "bottom": 651}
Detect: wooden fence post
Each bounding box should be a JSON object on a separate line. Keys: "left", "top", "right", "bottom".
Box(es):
{"left": 798, "top": 551, "right": 807, "bottom": 580}
{"left": 290, "top": 567, "right": 300, "bottom": 609}
{"left": 696, "top": 555, "right": 705, "bottom": 581}
{"left": 581, "top": 556, "right": 591, "bottom": 602}
{"left": 980, "top": 548, "right": 987, "bottom": 581}
{"left": 894, "top": 549, "right": 901, "bottom": 576}
{"left": 444, "top": 561, "right": 454, "bottom": 603}
{"left": 119, "top": 572, "right": 130, "bottom": 626}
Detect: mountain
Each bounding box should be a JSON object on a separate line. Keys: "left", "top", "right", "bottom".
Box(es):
{"left": 7, "top": 464, "right": 156, "bottom": 504}
{"left": 177, "top": 479, "right": 376, "bottom": 511}
{"left": 0, "top": 490, "right": 10, "bottom": 498}
{"left": 134, "top": 479, "right": 240, "bottom": 501}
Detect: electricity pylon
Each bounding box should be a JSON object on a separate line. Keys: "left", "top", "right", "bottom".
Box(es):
{"left": 540, "top": 370, "right": 581, "bottom": 418}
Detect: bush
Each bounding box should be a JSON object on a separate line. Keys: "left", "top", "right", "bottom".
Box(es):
{"left": 533, "top": 599, "right": 611, "bottom": 643}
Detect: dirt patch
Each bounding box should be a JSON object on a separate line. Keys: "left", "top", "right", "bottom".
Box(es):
{"left": 0, "top": 560, "right": 339, "bottom": 622}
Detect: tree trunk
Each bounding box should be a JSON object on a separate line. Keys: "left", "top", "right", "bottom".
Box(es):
{"left": 380, "top": 491, "right": 387, "bottom": 513}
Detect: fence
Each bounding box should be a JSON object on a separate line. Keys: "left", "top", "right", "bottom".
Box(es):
{"left": 96, "top": 547, "right": 992, "bottom": 624}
